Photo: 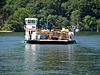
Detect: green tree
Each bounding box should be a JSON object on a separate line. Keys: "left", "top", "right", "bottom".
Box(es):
{"left": 70, "top": 10, "right": 81, "bottom": 25}
{"left": 0, "top": 0, "right": 6, "bottom": 9}
{"left": 1, "top": 0, "right": 100, "bottom": 31}
{"left": 3, "top": 8, "right": 29, "bottom": 31}
{"left": 47, "top": 15, "right": 70, "bottom": 28}
{"left": 1, "top": 24, "right": 11, "bottom": 31}
{"left": 83, "top": 15, "right": 97, "bottom": 31}
{"left": 1, "top": 5, "right": 16, "bottom": 20}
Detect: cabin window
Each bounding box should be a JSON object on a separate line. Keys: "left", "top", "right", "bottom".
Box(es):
{"left": 28, "top": 20, "right": 35, "bottom": 24}
{"left": 32, "top": 20, "right": 35, "bottom": 24}
{"left": 32, "top": 26, "right": 35, "bottom": 28}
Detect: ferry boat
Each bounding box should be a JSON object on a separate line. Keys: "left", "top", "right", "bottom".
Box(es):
{"left": 24, "top": 18, "right": 76, "bottom": 44}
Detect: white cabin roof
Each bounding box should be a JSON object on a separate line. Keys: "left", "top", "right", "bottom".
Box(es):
{"left": 25, "top": 18, "right": 38, "bottom": 21}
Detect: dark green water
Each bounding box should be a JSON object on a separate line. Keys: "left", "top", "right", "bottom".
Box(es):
{"left": 0, "top": 32, "right": 100, "bottom": 75}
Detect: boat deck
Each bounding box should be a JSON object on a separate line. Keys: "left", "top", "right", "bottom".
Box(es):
{"left": 25, "top": 39, "right": 76, "bottom": 44}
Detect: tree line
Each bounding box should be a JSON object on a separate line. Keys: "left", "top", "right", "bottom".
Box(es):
{"left": 0, "top": 0, "right": 100, "bottom": 32}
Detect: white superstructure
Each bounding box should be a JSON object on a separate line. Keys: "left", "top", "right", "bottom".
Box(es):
{"left": 25, "top": 18, "right": 38, "bottom": 40}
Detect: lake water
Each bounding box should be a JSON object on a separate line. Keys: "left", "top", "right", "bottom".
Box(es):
{"left": 0, "top": 32, "right": 100, "bottom": 75}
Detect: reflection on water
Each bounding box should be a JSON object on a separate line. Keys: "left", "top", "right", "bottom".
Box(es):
{"left": 24, "top": 44, "right": 74, "bottom": 75}
{"left": 24, "top": 44, "right": 100, "bottom": 75}
{"left": 25, "top": 44, "right": 37, "bottom": 74}
{"left": 25, "top": 44, "right": 38, "bottom": 75}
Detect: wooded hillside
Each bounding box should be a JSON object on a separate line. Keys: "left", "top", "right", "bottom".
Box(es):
{"left": 0, "top": 0, "right": 100, "bottom": 32}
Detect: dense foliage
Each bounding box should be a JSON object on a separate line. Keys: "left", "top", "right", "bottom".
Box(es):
{"left": 0, "top": 0, "right": 100, "bottom": 32}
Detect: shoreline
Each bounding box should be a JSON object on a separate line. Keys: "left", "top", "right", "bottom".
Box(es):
{"left": 0, "top": 31, "right": 12, "bottom": 32}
